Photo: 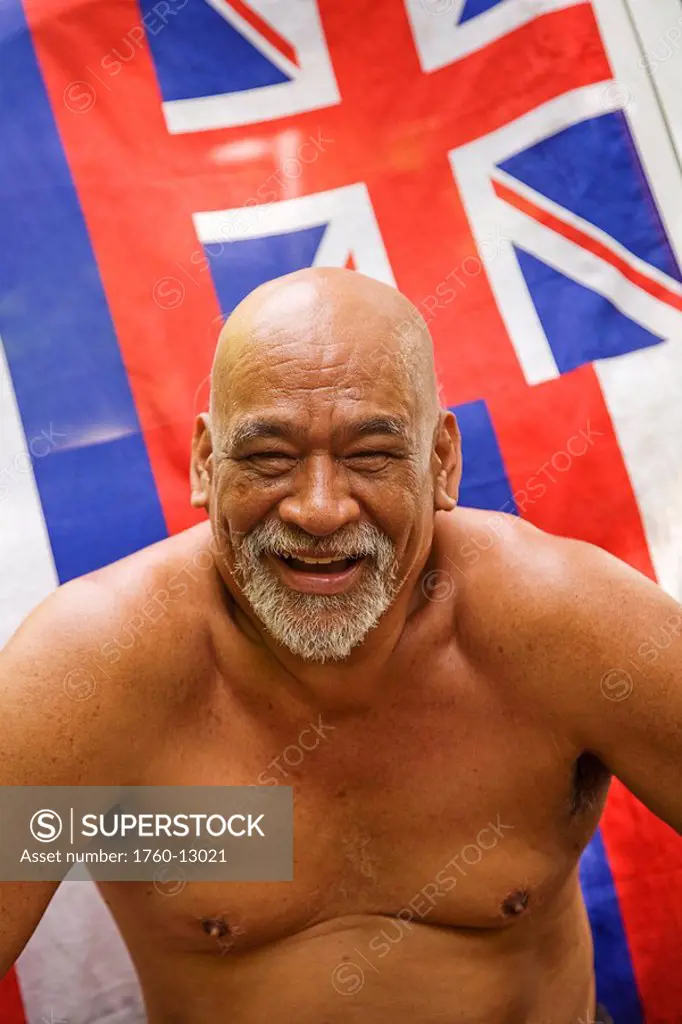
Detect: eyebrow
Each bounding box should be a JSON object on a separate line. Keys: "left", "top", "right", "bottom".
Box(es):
{"left": 224, "top": 416, "right": 411, "bottom": 453}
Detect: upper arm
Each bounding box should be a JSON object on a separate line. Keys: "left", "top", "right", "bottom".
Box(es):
{"left": 0, "top": 579, "right": 142, "bottom": 786}
{"left": 505, "top": 529, "right": 682, "bottom": 834}
{"left": 0, "top": 579, "right": 150, "bottom": 973}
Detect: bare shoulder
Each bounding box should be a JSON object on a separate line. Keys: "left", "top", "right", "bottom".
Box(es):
{"left": 0, "top": 522, "right": 219, "bottom": 786}
{"left": 78, "top": 520, "right": 219, "bottom": 672}
{"left": 438, "top": 504, "right": 567, "bottom": 603}
{"left": 440, "top": 505, "right": 672, "bottom": 670}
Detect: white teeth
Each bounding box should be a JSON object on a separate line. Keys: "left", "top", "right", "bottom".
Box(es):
{"left": 295, "top": 556, "right": 342, "bottom": 564}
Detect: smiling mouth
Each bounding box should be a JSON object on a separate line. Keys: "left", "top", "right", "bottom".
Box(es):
{"left": 276, "top": 553, "right": 363, "bottom": 574}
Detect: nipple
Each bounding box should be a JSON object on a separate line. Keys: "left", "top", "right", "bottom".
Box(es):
{"left": 501, "top": 889, "right": 530, "bottom": 916}
{"left": 201, "top": 916, "right": 230, "bottom": 939}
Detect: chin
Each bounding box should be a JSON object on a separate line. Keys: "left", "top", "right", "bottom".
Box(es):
{"left": 274, "top": 629, "right": 370, "bottom": 664}
{"left": 237, "top": 554, "right": 401, "bottom": 662}
{"left": 251, "top": 595, "right": 385, "bottom": 664}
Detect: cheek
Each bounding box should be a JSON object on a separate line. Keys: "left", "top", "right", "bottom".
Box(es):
{"left": 359, "top": 470, "right": 426, "bottom": 539}
{"left": 396, "top": 473, "right": 436, "bottom": 543}
{"left": 212, "top": 467, "right": 282, "bottom": 534}
{"left": 391, "top": 462, "right": 428, "bottom": 508}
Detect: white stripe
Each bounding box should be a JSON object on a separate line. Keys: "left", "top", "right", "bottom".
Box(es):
{"left": 311, "top": 218, "right": 354, "bottom": 269}
{"left": 622, "top": 0, "right": 682, "bottom": 166}
{"left": 0, "top": 339, "right": 57, "bottom": 647}
{"left": 595, "top": 338, "right": 682, "bottom": 601}
{"left": 17, "top": 879, "right": 145, "bottom": 1024}
{"left": 451, "top": 153, "right": 559, "bottom": 384}
{"left": 193, "top": 183, "right": 397, "bottom": 285}
{"left": 592, "top": 0, "right": 682, "bottom": 271}
{"left": 452, "top": 80, "right": 620, "bottom": 171}
{"left": 195, "top": 186, "right": 349, "bottom": 241}
{"left": 403, "top": 0, "right": 584, "bottom": 72}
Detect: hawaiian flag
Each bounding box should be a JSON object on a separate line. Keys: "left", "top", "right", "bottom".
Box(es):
{"left": 1, "top": 0, "right": 682, "bottom": 1021}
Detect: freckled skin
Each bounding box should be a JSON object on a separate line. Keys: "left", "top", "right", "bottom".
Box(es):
{"left": 1, "top": 268, "right": 681, "bottom": 1024}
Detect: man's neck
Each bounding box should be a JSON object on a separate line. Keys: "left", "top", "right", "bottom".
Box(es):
{"left": 218, "top": 560, "right": 433, "bottom": 712}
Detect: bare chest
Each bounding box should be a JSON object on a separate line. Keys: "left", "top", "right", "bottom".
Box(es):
{"left": 108, "top": 651, "right": 609, "bottom": 957}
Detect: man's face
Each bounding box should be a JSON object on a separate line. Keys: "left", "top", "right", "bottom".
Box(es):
{"left": 204, "top": 332, "right": 437, "bottom": 663}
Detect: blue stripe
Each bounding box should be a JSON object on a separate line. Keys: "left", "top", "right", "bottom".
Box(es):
{"left": 452, "top": 399, "right": 518, "bottom": 515}
{"left": 0, "top": 2, "right": 167, "bottom": 582}
{"left": 580, "top": 829, "right": 644, "bottom": 1023}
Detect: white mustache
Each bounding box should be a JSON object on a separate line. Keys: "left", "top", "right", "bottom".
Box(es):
{"left": 243, "top": 521, "right": 386, "bottom": 562}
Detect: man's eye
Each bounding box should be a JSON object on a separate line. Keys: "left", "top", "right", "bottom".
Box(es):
{"left": 247, "top": 452, "right": 294, "bottom": 464}
{"left": 241, "top": 452, "right": 296, "bottom": 474}
{"left": 347, "top": 451, "right": 392, "bottom": 466}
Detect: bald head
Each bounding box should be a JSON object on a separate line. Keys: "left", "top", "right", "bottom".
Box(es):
{"left": 209, "top": 267, "right": 441, "bottom": 449}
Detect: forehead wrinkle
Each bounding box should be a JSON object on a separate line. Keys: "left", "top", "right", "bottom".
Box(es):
{"left": 219, "top": 347, "right": 416, "bottom": 424}
{"left": 220, "top": 338, "right": 361, "bottom": 399}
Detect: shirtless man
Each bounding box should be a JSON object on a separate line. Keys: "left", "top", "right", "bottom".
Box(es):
{"left": 1, "top": 267, "right": 681, "bottom": 1024}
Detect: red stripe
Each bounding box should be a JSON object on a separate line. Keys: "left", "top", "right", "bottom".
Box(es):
{"left": 0, "top": 968, "right": 26, "bottom": 1024}
{"left": 489, "top": 363, "right": 655, "bottom": 577}
{"left": 601, "top": 781, "right": 682, "bottom": 1021}
{"left": 493, "top": 178, "right": 682, "bottom": 311}
{"left": 227, "top": 1, "right": 299, "bottom": 68}
{"left": 371, "top": 159, "right": 525, "bottom": 405}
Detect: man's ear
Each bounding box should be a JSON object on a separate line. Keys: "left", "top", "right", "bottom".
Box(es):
{"left": 432, "top": 410, "right": 462, "bottom": 512}
{"left": 190, "top": 413, "right": 213, "bottom": 509}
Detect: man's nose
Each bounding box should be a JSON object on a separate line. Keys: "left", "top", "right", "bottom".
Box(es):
{"left": 278, "top": 454, "right": 361, "bottom": 536}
